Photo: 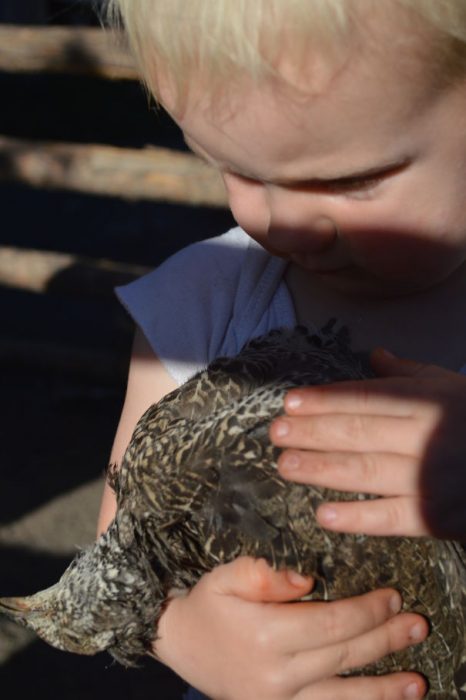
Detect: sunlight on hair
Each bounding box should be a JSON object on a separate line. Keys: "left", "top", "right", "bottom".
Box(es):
{"left": 102, "top": 0, "right": 466, "bottom": 104}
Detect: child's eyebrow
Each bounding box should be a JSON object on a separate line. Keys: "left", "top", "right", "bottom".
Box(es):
{"left": 184, "top": 135, "right": 411, "bottom": 189}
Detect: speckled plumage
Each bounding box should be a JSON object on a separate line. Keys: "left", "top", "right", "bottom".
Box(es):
{"left": 1, "top": 324, "right": 465, "bottom": 698}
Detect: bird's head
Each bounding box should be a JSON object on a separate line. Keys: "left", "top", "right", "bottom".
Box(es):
{"left": 0, "top": 580, "right": 115, "bottom": 655}
{"left": 0, "top": 519, "right": 164, "bottom": 665}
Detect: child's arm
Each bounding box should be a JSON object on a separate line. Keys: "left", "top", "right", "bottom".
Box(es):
{"left": 273, "top": 349, "right": 466, "bottom": 541}
{"left": 97, "top": 328, "right": 178, "bottom": 535}
{"left": 98, "top": 332, "right": 428, "bottom": 700}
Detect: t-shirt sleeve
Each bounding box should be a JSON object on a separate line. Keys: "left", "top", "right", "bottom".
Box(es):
{"left": 115, "top": 228, "right": 251, "bottom": 384}
{"left": 116, "top": 226, "right": 295, "bottom": 385}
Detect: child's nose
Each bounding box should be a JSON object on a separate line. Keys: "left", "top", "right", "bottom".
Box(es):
{"left": 267, "top": 215, "right": 338, "bottom": 254}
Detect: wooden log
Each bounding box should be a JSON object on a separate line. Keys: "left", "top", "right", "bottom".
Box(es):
{"left": 0, "top": 25, "right": 137, "bottom": 80}
{"left": 0, "top": 135, "right": 228, "bottom": 207}
{"left": 0, "top": 245, "right": 150, "bottom": 297}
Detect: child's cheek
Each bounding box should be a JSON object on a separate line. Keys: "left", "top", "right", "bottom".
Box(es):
{"left": 347, "top": 225, "right": 458, "bottom": 282}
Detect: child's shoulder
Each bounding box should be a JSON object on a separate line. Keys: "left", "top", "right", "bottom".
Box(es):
{"left": 116, "top": 227, "right": 254, "bottom": 314}
{"left": 164, "top": 226, "right": 252, "bottom": 274}
{"left": 115, "top": 226, "right": 293, "bottom": 384}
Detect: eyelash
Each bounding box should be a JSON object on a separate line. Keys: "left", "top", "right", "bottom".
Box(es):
{"left": 225, "top": 170, "right": 385, "bottom": 200}
{"left": 327, "top": 177, "right": 383, "bottom": 199}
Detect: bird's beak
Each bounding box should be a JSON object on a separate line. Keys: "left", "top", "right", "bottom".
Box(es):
{"left": 0, "top": 585, "right": 58, "bottom": 621}
{"left": 0, "top": 587, "right": 75, "bottom": 652}
{"left": 0, "top": 596, "right": 34, "bottom": 616}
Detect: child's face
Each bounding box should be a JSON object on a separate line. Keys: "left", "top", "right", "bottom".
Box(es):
{"left": 164, "top": 22, "right": 466, "bottom": 298}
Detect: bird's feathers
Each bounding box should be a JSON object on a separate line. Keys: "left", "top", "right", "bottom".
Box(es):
{"left": 1, "top": 324, "right": 465, "bottom": 698}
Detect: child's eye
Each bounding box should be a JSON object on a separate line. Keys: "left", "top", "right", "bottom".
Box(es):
{"left": 334, "top": 177, "right": 380, "bottom": 190}
{"left": 326, "top": 176, "right": 383, "bottom": 199}
{"left": 324, "top": 159, "right": 412, "bottom": 199}
{"left": 288, "top": 176, "right": 382, "bottom": 201}
{"left": 302, "top": 160, "right": 410, "bottom": 199}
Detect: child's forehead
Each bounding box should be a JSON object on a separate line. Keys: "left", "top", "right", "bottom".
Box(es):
{"left": 170, "top": 23, "right": 461, "bottom": 187}
{"left": 172, "top": 19, "right": 435, "bottom": 130}
{"left": 154, "top": 1, "right": 447, "bottom": 102}
{"left": 159, "top": 4, "right": 440, "bottom": 121}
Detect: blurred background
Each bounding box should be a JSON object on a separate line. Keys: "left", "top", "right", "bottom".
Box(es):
{"left": 0, "top": 1, "right": 234, "bottom": 697}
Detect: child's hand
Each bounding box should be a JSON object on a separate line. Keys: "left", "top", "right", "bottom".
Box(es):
{"left": 155, "top": 557, "right": 428, "bottom": 700}
{"left": 272, "top": 350, "right": 466, "bottom": 540}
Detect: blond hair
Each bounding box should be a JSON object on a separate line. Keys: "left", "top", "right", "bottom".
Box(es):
{"left": 103, "top": 0, "right": 466, "bottom": 103}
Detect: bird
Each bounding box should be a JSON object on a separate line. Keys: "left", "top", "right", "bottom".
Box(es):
{"left": 0, "top": 323, "right": 464, "bottom": 699}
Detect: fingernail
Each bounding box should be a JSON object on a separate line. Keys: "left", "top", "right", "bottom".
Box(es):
{"left": 403, "top": 682, "right": 421, "bottom": 699}
{"left": 273, "top": 419, "right": 290, "bottom": 438}
{"left": 287, "top": 570, "right": 311, "bottom": 587}
{"left": 286, "top": 392, "right": 302, "bottom": 411}
{"left": 409, "top": 623, "right": 425, "bottom": 642}
{"left": 389, "top": 593, "right": 402, "bottom": 615}
{"left": 280, "top": 452, "right": 301, "bottom": 471}
{"left": 318, "top": 506, "right": 338, "bottom": 523}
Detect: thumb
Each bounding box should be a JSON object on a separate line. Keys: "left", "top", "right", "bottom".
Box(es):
{"left": 210, "top": 557, "right": 313, "bottom": 603}
{"left": 370, "top": 347, "right": 449, "bottom": 379}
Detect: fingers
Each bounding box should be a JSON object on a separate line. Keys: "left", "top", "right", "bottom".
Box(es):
{"left": 271, "top": 413, "right": 425, "bottom": 454}
{"left": 278, "top": 450, "right": 418, "bottom": 495}
{"left": 277, "top": 449, "right": 427, "bottom": 535}
{"left": 210, "top": 557, "right": 313, "bottom": 602}
{"left": 271, "top": 588, "right": 403, "bottom": 654}
{"left": 289, "top": 611, "right": 428, "bottom": 693}
{"left": 298, "top": 673, "right": 427, "bottom": 700}
{"left": 282, "top": 379, "right": 432, "bottom": 418}
{"left": 159, "top": 559, "right": 429, "bottom": 700}
{"left": 316, "top": 497, "right": 428, "bottom": 537}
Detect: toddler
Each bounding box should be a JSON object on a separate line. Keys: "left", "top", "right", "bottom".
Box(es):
{"left": 98, "top": 2, "right": 466, "bottom": 698}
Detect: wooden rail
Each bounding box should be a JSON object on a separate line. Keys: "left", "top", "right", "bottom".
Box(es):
{"left": 0, "top": 25, "right": 137, "bottom": 80}
{"left": 0, "top": 245, "right": 144, "bottom": 382}
{"left": 0, "top": 245, "right": 149, "bottom": 296}
{"left": 0, "top": 27, "right": 230, "bottom": 206}
{"left": 0, "top": 135, "right": 228, "bottom": 206}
